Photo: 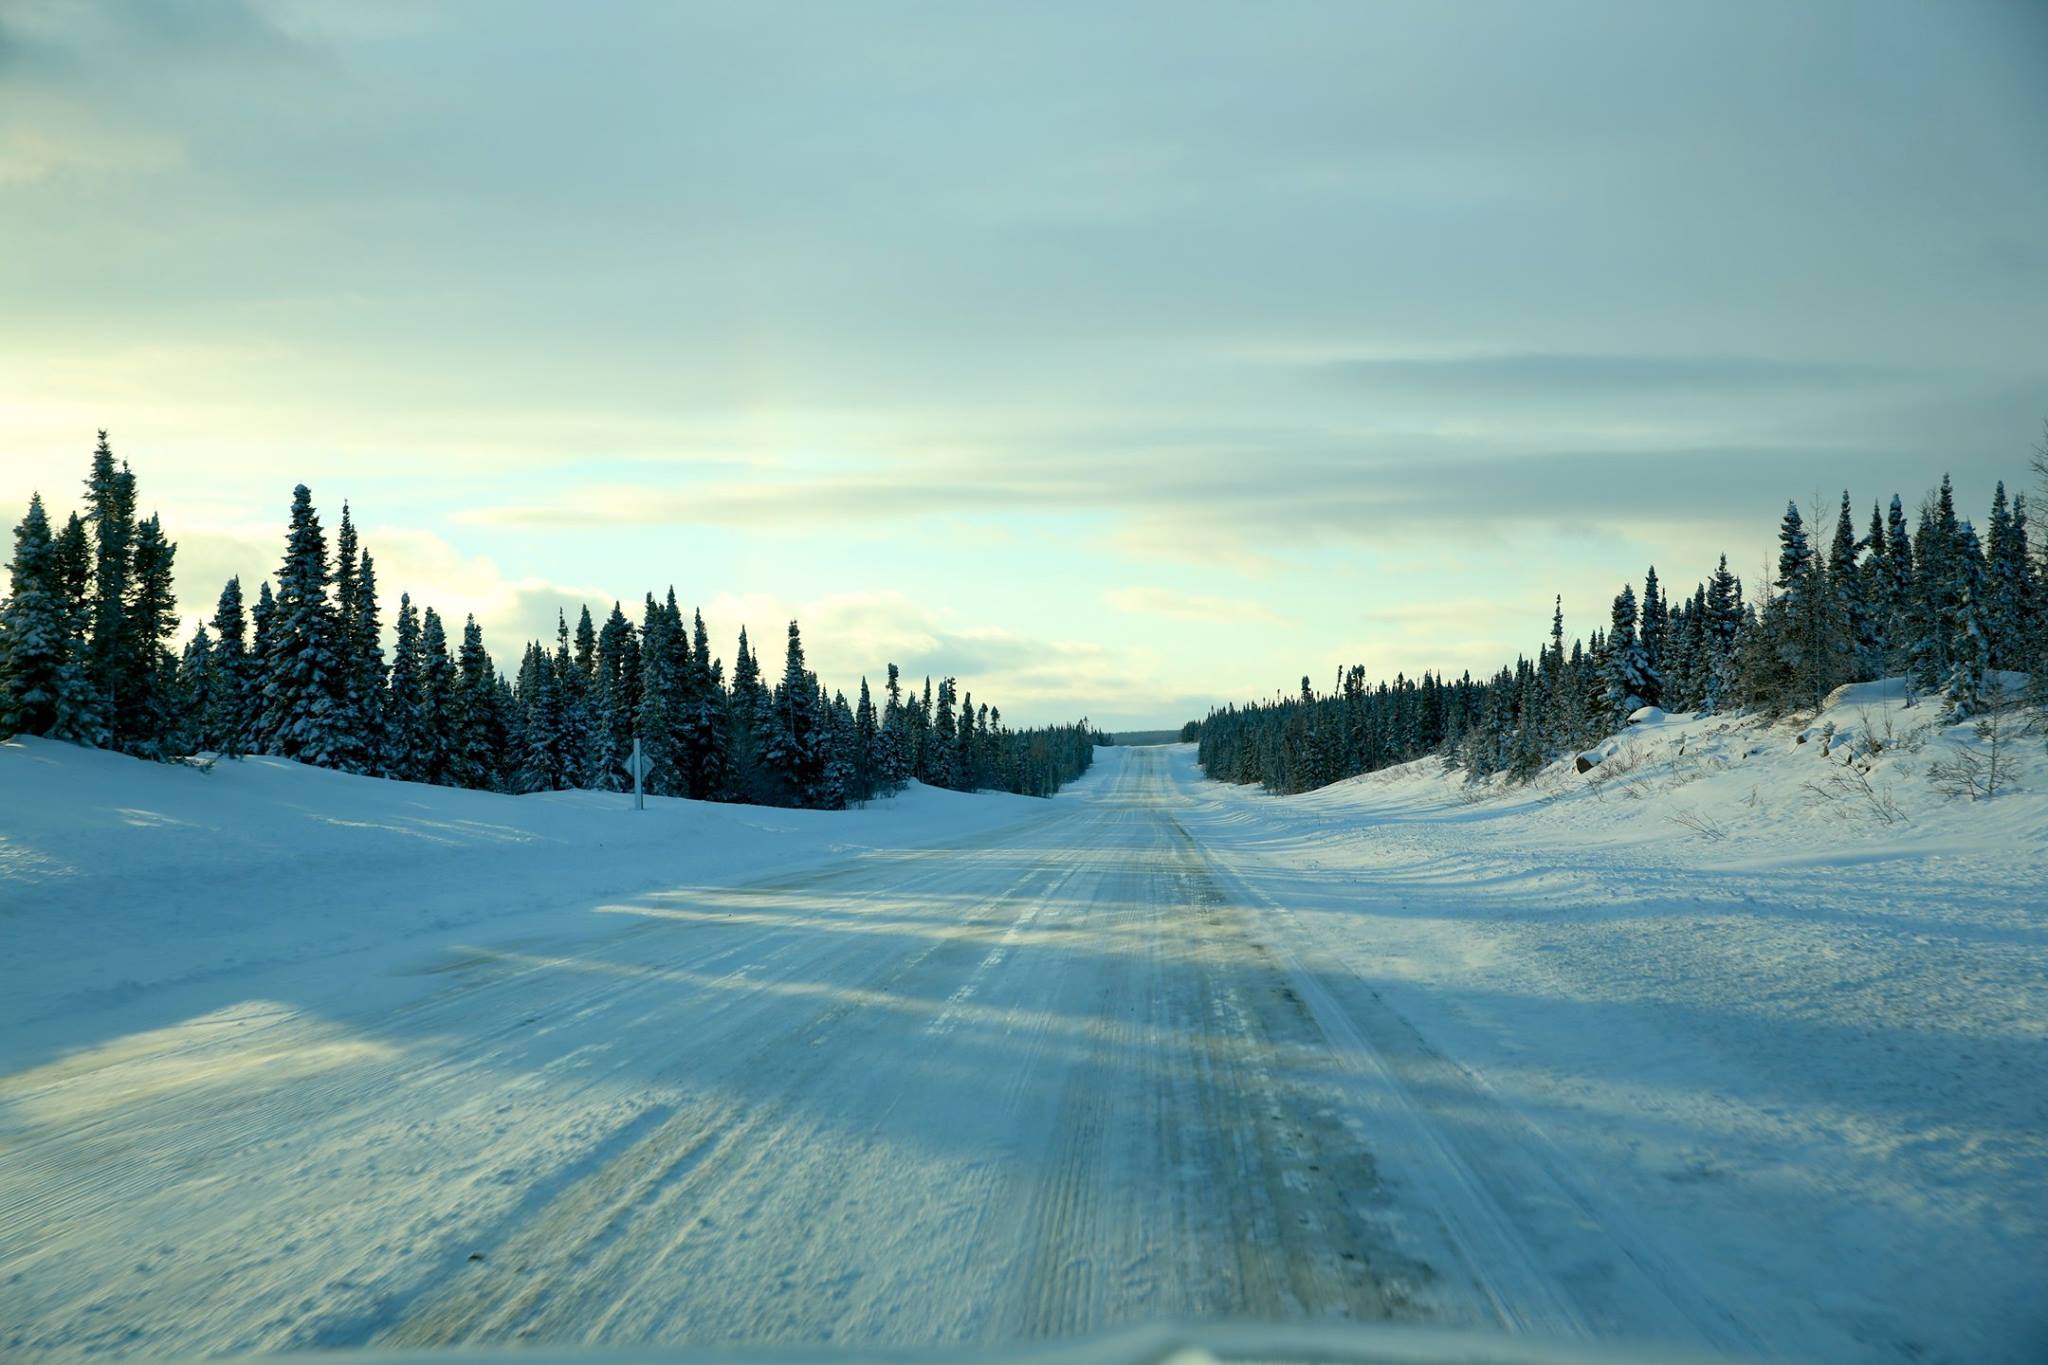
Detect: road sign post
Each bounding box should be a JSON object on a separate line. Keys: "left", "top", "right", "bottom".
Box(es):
{"left": 632, "top": 737, "right": 645, "bottom": 811}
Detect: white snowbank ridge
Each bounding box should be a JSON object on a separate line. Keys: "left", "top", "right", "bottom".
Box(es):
{"left": 1170, "top": 678, "right": 2048, "bottom": 1363}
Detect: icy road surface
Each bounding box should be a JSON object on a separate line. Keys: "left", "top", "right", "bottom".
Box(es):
{"left": 4, "top": 738, "right": 2041, "bottom": 1361}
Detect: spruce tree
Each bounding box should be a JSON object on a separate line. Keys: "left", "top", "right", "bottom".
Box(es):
{"left": 330, "top": 504, "right": 367, "bottom": 771}
{"left": 930, "top": 678, "right": 960, "bottom": 788}
{"left": 1882, "top": 493, "right": 1915, "bottom": 678}
{"left": 876, "top": 663, "right": 908, "bottom": 790}
{"left": 515, "top": 639, "right": 563, "bottom": 792}
{"left": 765, "top": 619, "right": 821, "bottom": 805}
{"left": 82, "top": 431, "right": 136, "bottom": 729}
{"left": 121, "top": 512, "right": 180, "bottom": 757}
{"left": 418, "top": 607, "right": 457, "bottom": 784}
{"left": 209, "top": 577, "right": 251, "bottom": 757}
{"left": 593, "top": 602, "right": 639, "bottom": 790}
{"left": 1604, "top": 585, "right": 1653, "bottom": 722}
{"left": 1, "top": 495, "right": 98, "bottom": 742}
{"left": 637, "top": 596, "right": 684, "bottom": 797}
{"left": 1908, "top": 479, "right": 1961, "bottom": 700}
{"left": 1771, "top": 499, "right": 1835, "bottom": 711}
{"left": 1826, "top": 491, "right": 1869, "bottom": 683}
{"left": 1945, "top": 520, "right": 1990, "bottom": 719}
{"left": 179, "top": 626, "right": 217, "bottom": 754}
{"left": 687, "top": 609, "right": 730, "bottom": 799}
{"left": 351, "top": 550, "right": 390, "bottom": 774}
{"left": 1856, "top": 500, "right": 1891, "bottom": 678}
{"left": 1700, "top": 556, "right": 1742, "bottom": 713}
{"left": 386, "top": 594, "right": 428, "bottom": 781}
{"left": 261, "top": 486, "right": 346, "bottom": 766}
{"left": 854, "top": 676, "right": 878, "bottom": 801}
{"left": 574, "top": 605, "right": 598, "bottom": 680}
{"left": 554, "top": 609, "right": 597, "bottom": 788}
{"left": 1638, "top": 567, "right": 1667, "bottom": 699}
{"left": 1984, "top": 482, "right": 2029, "bottom": 669}
{"left": 248, "top": 579, "right": 278, "bottom": 753}
{"left": 452, "top": 615, "right": 504, "bottom": 790}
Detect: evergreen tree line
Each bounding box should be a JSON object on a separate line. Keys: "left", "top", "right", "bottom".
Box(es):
{"left": 1, "top": 436, "right": 1103, "bottom": 805}
{"left": 1198, "top": 465, "right": 2048, "bottom": 794}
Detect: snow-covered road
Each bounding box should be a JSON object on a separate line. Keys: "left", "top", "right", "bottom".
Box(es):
{"left": 4, "top": 739, "right": 2041, "bottom": 1362}
{"left": 3, "top": 747, "right": 1436, "bottom": 1358}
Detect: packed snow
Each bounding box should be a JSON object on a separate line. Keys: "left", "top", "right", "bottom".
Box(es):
{"left": 2, "top": 681, "right": 2044, "bottom": 1362}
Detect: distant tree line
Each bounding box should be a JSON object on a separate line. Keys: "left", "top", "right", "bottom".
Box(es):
{"left": 1, "top": 434, "right": 1103, "bottom": 805}
{"left": 1198, "top": 450, "right": 2048, "bottom": 795}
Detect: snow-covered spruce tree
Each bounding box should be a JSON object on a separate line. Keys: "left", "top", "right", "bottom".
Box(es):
{"left": 1855, "top": 500, "right": 1892, "bottom": 679}
{"left": 514, "top": 639, "right": 562, "bottom": 792}
{"left": 636, "top": 596, "right": 684, "bottom": 797}
{"left": 653, "top": 594, "right": 695, "bottom": 795}
{"left": 120, "top": 512, "right": 181, "bottom": 759}
{"left": 179, "top": 626, "right": 217, "bottom": 753}
{"left": 929, "top": 677, "right": 959, "bottom": 788}
{"left": 1, "top": 494, "right": 99, "bottom": 742}
{"left": 351, "top": 550, "right": 391, "bottom": 774}
{"left": 911, "top": 676, "right": 933, "bottom": 780}
{"left": 955, "top": 690, "right": 981, "bottom": 790}
{"left": 569, "top": 605, "right": 611, "bottom": 787}
{"left": 247, "top": 579, "right": 278, "bottom": 754}
{"left": 876, "top": 662, "right": 908, "bottom": 791}
{"left": 1699, "top": 555, "right": 1743, "bottom": 713}
{"left": 723, "top": 625, "right": 773, "bottom": 804}
{"left": 820, "top": 689, "right": 857, "bottom": 809}
{"left": 1757, "top": 498, "right": 1846, "bottom": 713}
{"left": 1944, "top": 520, "right": 1990, "bottom": 720}
{"left": 261, "top": 486, "right": 346, "bottom": 766}
{"left": 574, "top": 605, "right": 597, "bottom": 679}
{"left": 593, "top": 602, "right": 639, "bottom": 791}
{"left": 418, "top": 606, "right": 458, "bottom": 786}
{"left": 1882, "top": 493, "right": 1916, "bottom": 679}
{"left": 1637, "top": 567, "right": 1667, "bottom": 702}
{"left": 1907, "top": 478, "right": 1962, "bottom": 701}
{"left": 763, "top": 619, "right": 822, "bottom": 806}
{"left": 330, "top": 505, "right": 367, "bottom": 772}
{"left": 81, "top": 431, "right": 135, "bottom": 737}
{"left": 854, "top": 676, "right": 878, "bottom": 800}
{"left": 1827, "top": 491, "right": 1872, "bottom": 684}
{"left": 1983, "top": 483, "right": 2031, "bottom": 670}
{"left": 687, "top": 609, "right": 730, "bottom": 801}
{"left": 1604, "top": 585, "right": 1653, "bottom": 722}
{"left": 1506, "top": 663, "right": 1546, "bottom": 783}
{"left": 208, "top": 577, "right": 251, "bottom": 757}
{"left": 553, "top": 610, "right": 598, "bottom": 788}
{"left": 385, "top": 594, "right": 427, "bottom": 782}
{"left": 452, "top": 615, "right": 504, "bottom": 790}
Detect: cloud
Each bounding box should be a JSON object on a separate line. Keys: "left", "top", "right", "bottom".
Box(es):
{"left": 1104, "top": 586, "right": 1295, "bottom": 627}
{"left": 1317, "top": 352, "right": 1894, "bottom": 397}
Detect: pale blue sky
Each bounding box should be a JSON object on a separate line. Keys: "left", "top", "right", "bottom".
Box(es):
{"left": 3, "top": 1, "right": 2044, "bottom": 728}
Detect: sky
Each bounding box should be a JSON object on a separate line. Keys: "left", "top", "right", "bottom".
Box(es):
{"left": 3, "top": 1, "right": 2045, "bottom": 730}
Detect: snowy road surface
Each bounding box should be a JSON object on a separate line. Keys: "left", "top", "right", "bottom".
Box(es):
{"left": 3, "top": 748, "right": 1438, "bottom": 1356}
{"left": 3, "top": 740, "right": 2042, "bottom": 1361}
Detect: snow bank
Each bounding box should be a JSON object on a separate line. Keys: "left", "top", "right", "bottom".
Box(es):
{"left": 0, "top": 737, "right": 1054, "bottom": 1076}
{"left": 1170, "top": 681, "right": 2048, "bottom": 1364}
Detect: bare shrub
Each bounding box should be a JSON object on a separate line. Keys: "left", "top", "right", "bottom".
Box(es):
{"left": 1927, "top": 689, "right": 2019, "bottom": 801}
{"left": 1666, "top": 807, "right": 1729, "bottom": 841}
{"left": 1802, "top": 765, "right": 1908, "bottom": 825}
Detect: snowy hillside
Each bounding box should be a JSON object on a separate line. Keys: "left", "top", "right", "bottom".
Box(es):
{"left": 1167, "top": 679, "right": 2048, "bottom": 1361}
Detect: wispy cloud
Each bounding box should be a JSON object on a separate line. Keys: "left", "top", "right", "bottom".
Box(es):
{"left": 1105, "top": 586, "right": 1295, "bottom": 627}
{"left": 1316, "top": 352, "right": 1895, "bottom": 396}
